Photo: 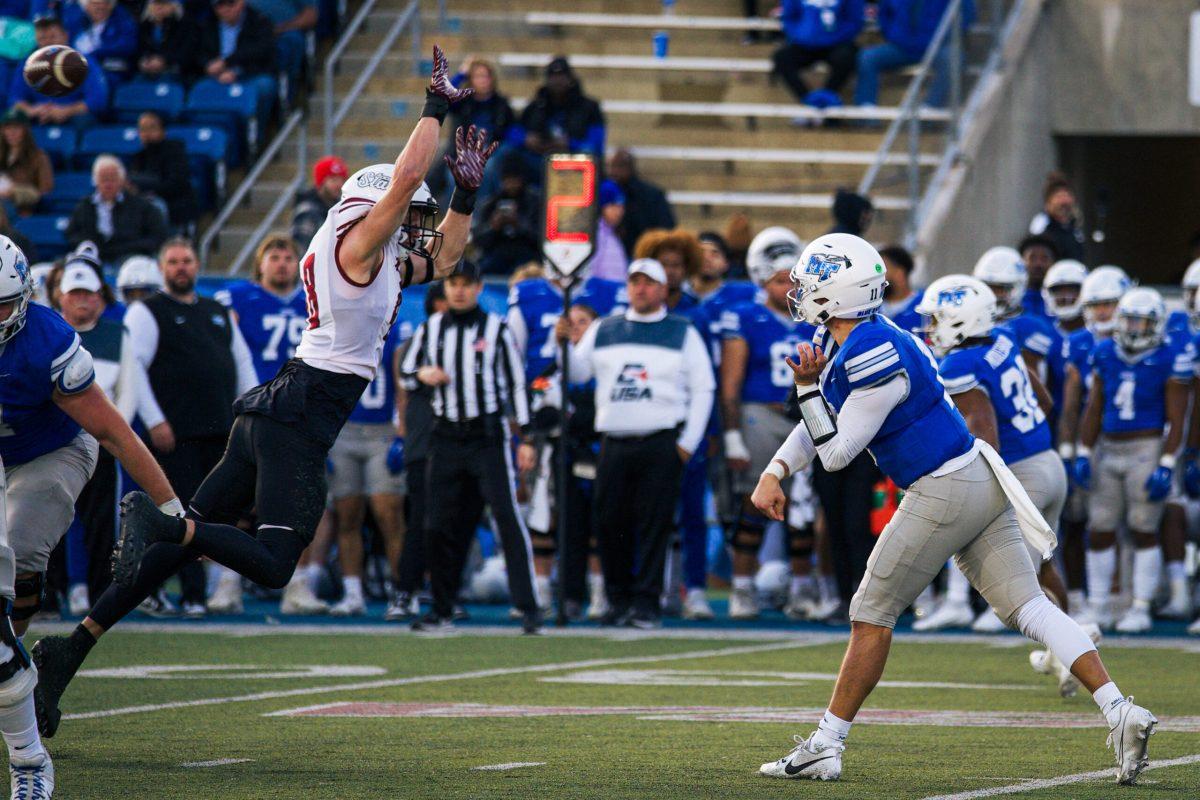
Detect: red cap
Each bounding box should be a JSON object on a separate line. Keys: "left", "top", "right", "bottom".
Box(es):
{"left": 313, "top": 155, "right": 348, "bottom": 186}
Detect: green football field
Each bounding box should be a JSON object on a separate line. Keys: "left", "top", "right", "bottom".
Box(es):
{"left": 27, "top": 623, "right": 1200, "bottom": 799}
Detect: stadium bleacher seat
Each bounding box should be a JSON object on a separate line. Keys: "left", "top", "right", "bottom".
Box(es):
{"left": 31, "top": 126, "right": 77, "bottom": 169}
{"left": 167, "top": 125, "right": 230, "bottom": 210}
{"left": 185, "top": 79, "right": 259, "bottom": 168}
{"left": 113, "top": 80, "right": 186, "bottom": 124}
{"left": 14, "top": 214, "right": 70, "bottom": 261}
{"left": 41, "top": 171, "right": 94, "bottom": 215}
{"left": 76, "top": 126, "right": 142, "bottom": 168}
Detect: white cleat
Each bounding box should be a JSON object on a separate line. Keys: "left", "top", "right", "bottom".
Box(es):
{"left": 11, "top": 755, "right": 54, "bottom": 799}
{"left": 66, "top": 584, "right": 89, "bottom": 617}
{"left": 805, "top": 597, "right": 843, "bottom": 622}
{"left": 729, "top": 587, "right": 759, "bottom": 620}
{"left": 682, "top": 589, "right": 714, "bottom": 620}
{"left": 1115, "top": 607, "right": 1152, "bottom": 634}
{"left": 328, "top": 594, "right": 366, "bottom": 617}
{"left": 586, "top": 576, "right": 610, "bottom": 621}
{"left": 1158, "top": 596, "right": 1192, "bottom": 620}
{"left": 280, "top": 580, "right": 329, "bottom": 615}
{"left": 759, "top": 734, "right": 843, "bottom": 780}
{"left": 1088, "top": 601, "right": 1114, "bottom": 631}
{"left": 1028, "top": 649, "right": 1052, "bottom": 675}
{"left": 971, "top": 609, "right": 1007, "bottom": 633}
{"left": 206, "top": 579, "right": 244, "bottom": 615}
{"left": 912, "top": 600, "right": 973, "bottom": 632}
{"left": 1107, "top": 698, "right": 1156, "bottom": 785}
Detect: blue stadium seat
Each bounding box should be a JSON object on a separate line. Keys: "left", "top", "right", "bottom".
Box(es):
{"left": 41, "top": 171, "right": 94, "bottom": 215}
{"left": 113, "top": 80, "right": 186, "bottom": 124}
{"left": 14, "top": 215, "right": 70, "bottom": 261}
{"left": 31, "top": 126, "right": 78, "bottom": 169}
{"left": 76, "top": 126, "right": 142, "bottom": 168}
{"left": 167, "top": 125, "right": 230, "bottom": 209}
{"left": 185, "top": 79, "right": 260, "bottom": 167}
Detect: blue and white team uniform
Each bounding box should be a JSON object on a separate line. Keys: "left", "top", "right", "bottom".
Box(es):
{"left": 881, "top": 290, "right": 924, "bottom": 337}
{"left": 998, "top": 311, "right": 1058, "bottom": 375}
{"left": 216, "top": 280, "right": 309, "bottom": 383}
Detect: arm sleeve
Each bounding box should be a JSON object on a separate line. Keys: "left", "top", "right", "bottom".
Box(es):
{"left": 123, "top": 301, "right": 166, "bottom": 427}
{"left": 229, "top": 320, "right": 258, "bottom": 395}
{"left": 497, "top": 321, "right": 530, "bottom": 427}
{"left": 112, "top": 327, "right": 139, "bottom": 422}
{"left": 773, "top": 420, "right": 817, "bottom": 475}
{"left": 678, "top": 326, "right": 715, "bottom": 455}
{"left": 814, "top": 375, "right": 909, "bottom": 471}
{"left": 561, "top": 319, "right": 597, "bottom": 383}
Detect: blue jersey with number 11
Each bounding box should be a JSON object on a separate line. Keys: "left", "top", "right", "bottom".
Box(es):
{"left": 723, "top": 302, "right": 815, "bottom": 404}
{"left": 216, "top": 281, "right": 308, "bottom": 383}
{"left": 1089, "top": 336, "right": 1193, "bottom": 434}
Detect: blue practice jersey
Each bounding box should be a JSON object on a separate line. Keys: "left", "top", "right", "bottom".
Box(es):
{"left": 573, "top": 276, "right": 628, "bottom": 318}
{"left": 820, "top": 315, "right": 974, "bottom": 488}
{"left": 998, "top": 312, "right": 1057, "bottom": 362}
{"left": 0, "top": 304, "right": 95, "bottom": 466}
{"left": 1089, "top": 336, "right": 1193, "bottom": 434}
{"left": 723, "top": 301, "right": 816, "bottom": 404}
{"left": 883, "top": 290, "right": 924, "bottom": 337}
{"left": 694, "top": 282, "right": 758, "bottom": 364}
{"left": 939, "top": 332, "right": 1051, "bottom": 464}
{"left": 1167, "top": 309, "right": 1192, "bottom": 338}
{"left": 216, "top": 281, "right": 308, "bottom": 383}
{"left": 349, "top": 319, "right": 413, "bottom": 424}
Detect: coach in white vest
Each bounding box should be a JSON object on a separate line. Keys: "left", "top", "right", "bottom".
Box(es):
{"left": 557, "top": 258, "right": 714, "bottom": 628}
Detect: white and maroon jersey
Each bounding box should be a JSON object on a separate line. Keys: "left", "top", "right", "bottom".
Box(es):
{"left": 295, "top": 195, "right": 424, "bottom": 380}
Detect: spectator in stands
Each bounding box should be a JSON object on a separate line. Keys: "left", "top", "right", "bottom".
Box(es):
{"left": 853, "top": 0, "right": 974, "bottom": 109}
{"left": 198, "top": 0, "right": 278, "bottom": 138}
{"left": 772, "top": 0, "right": 863, "bottom": 111}
{"left": 607, "top": 148, "right": 675, "bottom": 256}
{"left": 69, "top": 0, "right": 139, "bottom": 84}
{"left": 137, "top": 0, "right": 201, "bottom": 81}
{"left": 290, "top": 154, "right": 346, "bottom": 251}
{"left": 879, "top": 243, "right": 922, "bottom": 334}
{"left": 433, "top": 56, "right": 516, "bottom": 203}
{"left": 584, "top": 179, "right": 628, "bottom": 281}
{"left": 8, "top": 16, "right": 109, "bottom": 127}
{"left": 509, "top": 57, "right": 605, "bottom": 180}
{"left": 129, "top": 110, "right": 198, "bottom": 232}
{"left": 67, "top": 154, "right": 169, "bottom": 263}
{"left": 472, "top": 153, "right": 542, "bottom": 275}
{"left": 1029, "top": 171, "right": 1085, "bottom": 262}
{"left": 829, "top": 188, "right": 873, "bottom": 235}
{"left": 0, "top": 204, "right": 37, "bottom": 263}
{"left": 0, "top": 108, "right": 53, "bottom": 215}
{"left": 248, "top": 0, "right": 316, "bottom": 101}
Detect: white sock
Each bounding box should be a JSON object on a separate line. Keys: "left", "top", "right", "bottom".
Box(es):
{"left": 588, "top": 572, "right": 604, "bottom": 596}
{"left": 1013, "top": 595, "right": 1097, "bottom": 672}
{"left": 1086, "top": 547, "right": 1116, "bottom": 608}
{"left": 0, "top": 695, "right": 45, "bottom": 766}
{"left": 733, "top": 575, "right": 754, "bottom": 592}
{"left": 342, "top": 576, "right": 363, "bottom": 601}
{"left": 1166, "top": 559, "right": 1186, "bottom": 582}
{"left": 818, "top": 574, "right": 838, "bottom": 602}
{"left": 812, "top": 709, "right": 852, "bottom": 749}
{"left": 1131, "top": 546, "right": 1162, "bottom": 604}
{"left": 1093, "top": 681, "right": 1126, "bottom": 727}
{"left": 535, "top": 575, "right": 552, "bottom": 605}
{"left": 1067, "top": 589, "right": 1087, "bottom": 615}
{"left": 789, "top": 575, "right": 813, "bottom": 597}
{"left": 946, "top": 562, "right": 970, "bottom": 605}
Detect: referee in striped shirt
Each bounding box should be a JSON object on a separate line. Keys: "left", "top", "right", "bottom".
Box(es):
{"left": 400, "top": 259, "right": 541, "bottom": 633}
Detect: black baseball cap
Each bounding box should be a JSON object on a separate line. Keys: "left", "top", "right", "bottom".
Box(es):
{"left": 446, "top": 258, "right": 481, "bottom": 281}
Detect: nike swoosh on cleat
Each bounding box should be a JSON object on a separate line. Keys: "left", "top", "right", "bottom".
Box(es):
{"left": 784, "top": 753, "right": 836, "bottom": 775}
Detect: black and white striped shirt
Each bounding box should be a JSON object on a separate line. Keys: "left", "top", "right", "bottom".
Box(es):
{"left": 400, "top": 306, "right": 529, "bottom": 426}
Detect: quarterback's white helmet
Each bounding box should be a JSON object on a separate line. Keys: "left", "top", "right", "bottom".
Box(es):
{"left": 915, "top": 275, "right": 996, "bottom": 357}
{"left": 1041, "top": 259, "right": 1088, "bottom": 321}
{"left": 342, "top": 164, "right": 441, "bottom": 257}
{"left": 1115, "top": 287, "right": 1166, "bottom": 353}
{"left": 972, "top": 246, "right": 1026, "bottom": 315}
{"left": 746, "top": 226, "right": 804, "bottom": 286}
{"left": 0, "top": 235, "right": 33, "bottom": 344}
{"left": 788, "top": 233, "right": 887, "bottom": 325}
{"left": 1079, "top": 265, "right": 1131, "bottom": 334}
{"left": 117, "top": 255, "right": 164, "bottom": 300}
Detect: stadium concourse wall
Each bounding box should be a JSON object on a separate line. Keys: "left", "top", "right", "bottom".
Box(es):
{"left": 918, "top": 0, "right": 1200, "bottom": 278}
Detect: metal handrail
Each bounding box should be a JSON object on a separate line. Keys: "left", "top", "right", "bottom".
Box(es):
{"left": 325, "top": 0, "right": 421, "bottom": 153}
{"left": 224, "top": 123, "right": 309, "bottom": 275}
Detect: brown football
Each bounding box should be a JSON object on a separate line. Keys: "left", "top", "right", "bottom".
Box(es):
{"left": 23, "top": 45, "right": 89, "bottom": 98}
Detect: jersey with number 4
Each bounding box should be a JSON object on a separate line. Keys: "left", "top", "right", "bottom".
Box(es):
{"left": 216, "top": 281, "right": 308, "bottom": 383}
{"left": 0, "top": 303, "right": 96, "bottom": 465}
{"left": 723, "top": 301, "right": 816, "bottom": 404}
{"left": 1089, "top": 336, "right": 1193, "bottom": 434}
{"left": 938, "top": 332, "right": 1050, "bottom": 464}
{"left": 349, "top": 319, "right": 413, "bottom": 424}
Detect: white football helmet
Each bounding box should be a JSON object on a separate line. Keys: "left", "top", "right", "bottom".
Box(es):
{"left": 1080, "top": 265, "right": 1131, "bottom": 335}
{"left": 0, "top": 235, "right": 33, "bottom": 344}
{"left": 1115, "top": 287, "right": 1166, "bottom": 353}
{"left": 915, "top": 275, "right": 997, "bottom": 357}
{"left": 342, "top": 164, "right": 441, "bottom": 257}
{"left": 972, "top": 246, "right": 1026, "bottom": 316}
{"left": 117, "top": 255, "right": 164, "bottom": 301}
{"left": 1041, "top": 259, "right": 1088, "bottom": 321}
{"left": 29, "top": 263, "right": 55, "bottom": 307}
{"left": 788, "top": 233, "right": 887, "bottom": 325}
{"left": 746, "top": 226, "right": 804, "bottom": 286}
{"left": 1181, "top": 258, "right": 1200, "bottom": 310}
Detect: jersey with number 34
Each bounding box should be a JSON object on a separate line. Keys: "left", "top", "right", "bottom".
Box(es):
{"left": 1089, "top": 336, "right": 1193, "bottom": 434}
{"left": 216, "top": 281, "right": 308, "bottom": 383}
{"left": 722, "top": 301, "right": 816, "bottom": 404}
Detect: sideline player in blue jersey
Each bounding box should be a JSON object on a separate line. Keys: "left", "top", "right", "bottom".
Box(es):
{"left": 1075, "top": 288, "right": 1192, "bottom": 634}
{"left": 0, "top": 235, "right": 181, "bottom": 794}
{"left": 1182, "top": 288, "right": 1200, "bottom": 635}
{"left": 973, "top": 246, "right": 1058, "bottom": 379}
{"left": 720, "top": 227, "right": 816, "bottom": 621}
{"left": 751, "top": 233, "right": 1155, "bottom": 785}
{"left": 689, "top": 232, "right": 758, "bottom": 362}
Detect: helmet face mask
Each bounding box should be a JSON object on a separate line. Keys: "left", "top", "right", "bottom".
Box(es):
{"left": 1079, "top": 266, "right": 1130, "bottom": 335}
{"left": 1041, "top": 259, "right": 1088, "bottom": 321}
{"left": 401, "top": 198, "right": 442, "bottom": 261}
{"left": 1113, "top": 288, "right": 1165, "bottom": 352}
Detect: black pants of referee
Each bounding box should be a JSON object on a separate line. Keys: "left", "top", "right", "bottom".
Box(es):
{"left": 812, "top": 452, "right": 880, "bottom": 607}
{"left": 425, "top": 420, "right": 537, "bottom": 620}
{"left": 593, "top": 430, "right": 684, "bottom": 619}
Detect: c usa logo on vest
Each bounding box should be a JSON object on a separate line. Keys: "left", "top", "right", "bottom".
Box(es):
{"left": 611, "top": 362, "right": 652, "bottom": 401}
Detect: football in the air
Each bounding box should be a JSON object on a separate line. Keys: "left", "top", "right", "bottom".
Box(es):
{"left": 23, "top": 45, "right": 89, "bottom": 98}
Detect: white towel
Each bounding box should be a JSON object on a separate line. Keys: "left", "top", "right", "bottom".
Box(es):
{"left": 977, "top": 440, "right": 1058, "bottom": 561}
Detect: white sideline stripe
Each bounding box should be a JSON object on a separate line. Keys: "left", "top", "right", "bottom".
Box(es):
{"left": 507, "top": 94, "right": 952, "bottom": 122}
{"left": 525, "top": 11, "right": 781, "bottom": 31}
{"left": 472, "top": 762, "right": 546, "bottom": 771}
{"left": 667, "top": 191, "right": 913, "bottom": 211}
{"left": 627, "top": 146, "right": 942, "bottom": 167}
{"left": 920, "top": 753, "right": 1200, "bottom": 800}
{"left": 61, "top": 640, "right": 806, "bottom": 723}
{"left": 180, "top": 758, "right": 253, "bottom": 768}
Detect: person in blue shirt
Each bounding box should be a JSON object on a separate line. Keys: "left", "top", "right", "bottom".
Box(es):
{"left": 973, "top": 245, "right": 1058, "bottom": 379}
{"left": 68, "top": 0, "right": 139, "bottom": 85}
{"left": 878, "top": 244, "right": 923, "bottom": 335}
{"left": 1019, "top": 234, "right": 1059, "bottom": 322}
{"left": 505, "top": 57, "right": 604, "bottom": 187}
{"left": 1075, "top": 288, "right": 1192, "bottom": 634}
{"left": 751, "top": 233, "right": 1154, "bottom": 785}
{"left": 0, "top": 235, "right": 181, "bottom": 792}
{"left": 772, "top": 0, "right": 864, "bottom": 110}
{"left": 8, "top": 17, "right": 109, "bottom": 128}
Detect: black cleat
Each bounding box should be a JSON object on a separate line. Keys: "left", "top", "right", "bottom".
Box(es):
{"left": 30, "top": 636, "right": 79, "bottom": 739}
{"left": 112, "top": 492, "right": 182, "bottom": 588}
{"left": 521, "top": 609, "right": 543, "bottom": 635}
{"left": 410, "top": 612, "right": 454, "bottom": 632}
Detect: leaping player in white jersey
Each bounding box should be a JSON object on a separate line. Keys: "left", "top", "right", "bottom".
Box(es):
{"left": 31, "top": 45, "right": 497, "bottom": 740}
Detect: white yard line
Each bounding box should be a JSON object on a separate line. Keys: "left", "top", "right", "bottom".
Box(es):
{"left": 920, "top": 753, "right": 1200, "bottom": 800}
{"left": 471, "top": 762, "right": 545, "bottom": 771}
{"left": 180, "top": 758, "right": 253, "bottom": 768}
{"left": 62, "top": 640, "right": 807, "bottom": 724}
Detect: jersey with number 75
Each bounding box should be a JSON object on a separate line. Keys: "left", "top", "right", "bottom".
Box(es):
{"left": 1088, "top": 335, "right": 1193, "bottom": 434}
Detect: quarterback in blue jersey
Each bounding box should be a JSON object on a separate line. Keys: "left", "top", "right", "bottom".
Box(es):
{"left": 751, "top": 233, "right": 1155, "bottom": 785}
{"left": 0, "top": 235, "right": 181, "bottom": 791}
{"left": 1076, "top": 288, "right": 1192, "bottom": 634}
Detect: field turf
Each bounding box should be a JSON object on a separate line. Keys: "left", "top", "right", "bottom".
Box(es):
{"left": 28, "top": 619, "right": 1200, "bottom": 799}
